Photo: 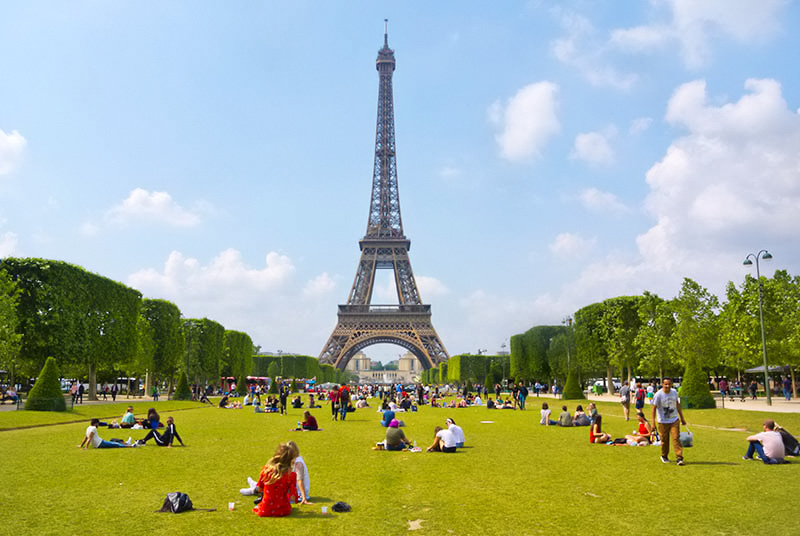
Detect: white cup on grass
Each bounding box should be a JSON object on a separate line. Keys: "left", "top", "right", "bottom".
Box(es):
{"left": 228, "top": 502, "right": 235, "bottom": 511}
{"left": 321, "top": 506, "right": 328, "bottom": 514}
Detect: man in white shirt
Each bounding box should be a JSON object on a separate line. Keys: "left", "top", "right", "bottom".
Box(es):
{"left": 651, "top": 378, "right": 686, "bottom": 465}
{"left": 743, "top": 420, "right": 787, "bottom": 464}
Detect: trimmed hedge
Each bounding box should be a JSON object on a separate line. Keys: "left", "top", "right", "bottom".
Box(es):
{"left": 678, "top": 363, "right": 716, "bottom": 409}
{"left": 173, "top": 373, "right": 192, "bottom": 401}
{"left": 562, "top": 370, "right": 585, "bottom": 400}
{"left": 25, "top": 356, "right": 66, "bottom": 411}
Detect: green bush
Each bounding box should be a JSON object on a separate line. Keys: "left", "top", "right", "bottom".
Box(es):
{"left": 268, "top": 377, "right": 278, "bottom": 394}
{"left": 679, "top": 363, "right": 716, "bottom": 409}
{"left": 25, "top": 356, "right": 67, "bottom": 411}
{"left": 562, "top": 370, "right": 585, "bottom": 400}
{"left": 173, "top": 373, "right": 192, "bottom": 401}
{"left": 237, "top": 374, "right": 248, "bottom": 396}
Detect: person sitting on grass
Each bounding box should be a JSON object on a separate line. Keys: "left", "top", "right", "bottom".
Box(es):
{"left": 293, "top": 411, "right": 318, "bottom": 431}
{"left": 308, "top": 394, "right": 318, "bottom": 408}
{"left": 557, "top": 405, "right": 573, "bottom": 427}
{"left": 145, "top": 408, "right": 162, "bottom": 430}
{"left": 79, "top": 419, "right": 134, "bottom": 449}
{"left": 473, "top": 394, "right": 483, "bottom": 406}
{"left": 252, "top": 443, "right": 312, "bottom": 517}
{"left": 120, "top": 406, "right": 136, "bottom": 428}
{"left": 446, "top": 418, "right": 465, "bottom": 447}
{"left": 356, "top": 397, "right": 369, "bottom": 409}
{"left": 287, "top": 441, "right": 311, "bottom": 503}
{"left": 589, "top": 414, "right": 611, "bottom": 444}
{"left": 573, "top": 405, "right": 590, "bottom": 426}
{"left": 219, "top": 394, "right": 230, "bottom": 408}
{"left": 540, "top": 403, "right": 557, "bottom": 426}
{"left": 624, "top": 412, "right": 653, "bottom": 446}
{"left": 587, "top": 402, "right": 599, "bottom": 424}
{"left": 427, "top": 426, "right": 457, "bottom": 453}
{"left": 140, "top": 416, "right": 185, "bottom": 447}
{"left": 291, "top": 396, "right": 304, "bottom": 409}
{"left": 486, "top": 397, "right": 496, "bottom": 409}
{"left": 374, "top": 419, "right": 412, "bottom": 451}
{"left": 381, "top": 408, "right": 396, "bottom": 427}
{"left": 743, "top": 419, "right": 789, "bottom": 464}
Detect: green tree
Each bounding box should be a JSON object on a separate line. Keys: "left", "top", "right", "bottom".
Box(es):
{"left": 575, "top": 302, "right": 611, "bottom": 390}
{"left": 183, "top": 318, "right": 225, "bottom": 385}
{"left": 601, "top": 296, "right": 643, "bottom": 384}
{"left": 173, "top": 372, "right": 192, "bottom": 401}
{"left": 141, "top": 299, "right": 183, "bottom": 392}
{"left": 718, "top": 281, "right": 759, "bottom": 385}
{"left": 25, "top": 356, "right": 66, "bottom": 411}
{"left": 635, "top": 291, "right": 677, "bottom": 381}
{"left": 670, "top": 278, "right": 720, "bottom": 370}
{"left": 562, "top": 369, "right": 584, "bottom": 400}
{"left": 0, "top": 268, "right": 23, "bottom": 387}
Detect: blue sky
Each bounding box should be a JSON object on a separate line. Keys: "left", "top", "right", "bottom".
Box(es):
{"left": 2, "top": 1, "right": 799, "bottom": 363}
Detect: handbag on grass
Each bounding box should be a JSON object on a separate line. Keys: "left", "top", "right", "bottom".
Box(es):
{"left": 679, "top": 427, "right": 693, "bottom": 447}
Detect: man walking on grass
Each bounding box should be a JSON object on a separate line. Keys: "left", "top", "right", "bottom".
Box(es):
{"left": 619, "top": 380, "right": 631, "bottom": 421}
{"left": 652, "top": 378, "right": 686, "bottom": 465}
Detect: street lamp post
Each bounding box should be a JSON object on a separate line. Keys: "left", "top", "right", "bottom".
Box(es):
{"left": 743, "top": 250, "right": 773, "bottom": 406}
{"left": 562, "top": 316, "right": 573, "bottom": 370}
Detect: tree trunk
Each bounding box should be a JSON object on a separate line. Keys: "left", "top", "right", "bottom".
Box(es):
{"left": 88, "top": 363, "right": 97, "bottom": 401}
{"left": 606, "top": 366, "right": 616, "bottom": 395}
{"left": 791, "top": 366, "right": 798, "bottom": 400}
{"left": 127, "top": 377, "right": 132, "bottom": 398}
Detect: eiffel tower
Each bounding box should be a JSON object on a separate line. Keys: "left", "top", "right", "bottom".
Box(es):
{"left": 319, "top": 24, "right": 449, "bottom": 371}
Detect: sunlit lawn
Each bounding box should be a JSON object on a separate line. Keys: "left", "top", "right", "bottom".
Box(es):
{"left": 1, "top": 395, "right": 798, "bottom": 535}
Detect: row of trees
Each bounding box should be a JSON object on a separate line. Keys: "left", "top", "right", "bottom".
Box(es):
{"left": 504, "top": 271, "right": 800, "bottom": 407}
{"left": 252, "top": 354, "right": 353, "bottom": 385}
{"left": 0, "top": 258, "right": 257, "bottom": 399}
{"left": 420, "top": 354, "right": 511, "bottom": 387}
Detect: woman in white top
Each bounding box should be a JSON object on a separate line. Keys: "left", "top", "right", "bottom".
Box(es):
{"left": 540, "top": 403, "right": 557, "bottom": 426}
{"left": 446, "top": 418, "right": 465, "bottom": 448}
{"left": 287, "top": 441, "right": 310, "bottom": 501}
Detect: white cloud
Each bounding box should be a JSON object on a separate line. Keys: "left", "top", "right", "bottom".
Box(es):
{"left": 548, "top": 233, "right": 595, "bottom": 258}
{"left": 80, "top": 222, "right": 99, "bottom": 237}
{"left": 438, "top": 166, "right": 462, "bottom": 180}
{"left": 106, "top": 188, "right": 207, "bottom": 227}
{"left": 0, "top": 231, "right": 18, "bottom": 256}
{"left": 629, "top": 117, "right": 652, "bottom": 135}
{"left": 416, "top": 275, "right": 449, "bottom": 298}
{"left": 303, "top": 272, "right": 336, "bottom": 297}
{"left": 490, "top": 82, "right": 560, "bottom": 161}
{"left": 0, "top": 129, "right": 26, "bottom": 176}
{"left": 578, "top": 187, "right": 629, "bottom": 214}
{"left": 611, "top": 0, "right": 787, "bottom": 68}
{"left": 570, "top": 128, "right": 615, "bottom": 166}
{"left": 550, "top": 12, "right": 638, "bottom": 90}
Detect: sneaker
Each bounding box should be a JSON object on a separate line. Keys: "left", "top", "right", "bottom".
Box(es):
{"left": 660, "top": 456, "right": 670, "bottom": 464}
{"left": 126, "top": 436, "right": 133, "bottom": 445}
{"left": 676, "top": 458, "right": 685, "bottom": 466}
{"left": 742, "top": 455, "right": 754, "bottom": 461}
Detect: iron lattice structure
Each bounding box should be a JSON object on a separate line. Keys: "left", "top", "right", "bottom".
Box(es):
{"left": 319, "top": 28, "right": 449, "bottom": 371}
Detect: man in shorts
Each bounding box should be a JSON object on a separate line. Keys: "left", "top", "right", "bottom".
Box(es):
{"left": 651, "top": 378, "right": 687, "bottom": 465}
{"left": 619, "top": 381, "right": 631, "bottom": 421}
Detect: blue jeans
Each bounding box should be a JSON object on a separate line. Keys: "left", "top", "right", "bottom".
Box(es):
{"left": 519, "top": 395, "right": 526, "bottom": 410}
{"left": 98, "top": 440, "right": 128, "bottom": 448}
{"left": 340, "top": 405, "right": 347, "bottom": 420}
{"left": 785, "top": 389, "right": 792, "bottom": 401}
{"left": 746, "top": 441, "right": 779, "bottom": 464}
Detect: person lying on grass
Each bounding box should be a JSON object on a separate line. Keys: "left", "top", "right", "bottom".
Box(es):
{"left": 139, "top": 416, "right": 185, "bottom": 447}
{"left": 589, "top": 414, "right": 611, "bottom": 444}
{"left": 427, "top": 426, "right": 457, "bottom": 453}
{"left": 79, "top": 419, "right": 134, "bottom": 449}
{"left": 292, "top": 411, "right": 318, "bottom": 431}
{"left": 252, "top": 442, "right": 312, "bottom": 517}
{"left": 624, "top": 412, "right": 653, "bottom": 446}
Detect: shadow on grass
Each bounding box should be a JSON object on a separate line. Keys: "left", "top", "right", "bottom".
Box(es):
{"left": 683, "top": 461, "right": 738, "bottom": 466}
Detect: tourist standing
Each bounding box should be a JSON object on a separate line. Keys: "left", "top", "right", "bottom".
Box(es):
{"left": 783, "top": 377, "right": 792, "bottom": 401}
{"left": 517, "top": 382, "right": 528, "bottom": 410}
{"left": 748, "top": 380, "right": 758, "bottom": 400}
{"left": 339, "top": 384, "right": 350, "bottom": 421}
{"left": 651, "top": 378, "right": 687, "bottom": 465}
{"left": 329, "top": 387, "right": 340, "bottom": 421}
{"left": 619, "top": 381, "right": 631, "bottom": 421}
{"left": 719, "top": 378, "right": 728, "bottom": 400}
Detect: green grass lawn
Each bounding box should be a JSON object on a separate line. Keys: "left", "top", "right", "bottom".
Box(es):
{"left": 1, "top": 396, "right": 798, "bottom": 535}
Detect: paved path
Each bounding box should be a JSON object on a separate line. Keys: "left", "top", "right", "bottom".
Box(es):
{"left": 0, "top": 394, "right": 162, "bottom": 413}
{"left": 526, "top": 391, "right": 800, "bottom": 413}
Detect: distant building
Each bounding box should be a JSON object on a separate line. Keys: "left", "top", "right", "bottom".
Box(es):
{"left": 345, "top": 351, "right": 421, "bottom": 384}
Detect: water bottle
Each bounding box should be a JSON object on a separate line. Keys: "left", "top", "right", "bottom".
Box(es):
{"left": 413, "top": 440, "right": 417, "bottom": 448}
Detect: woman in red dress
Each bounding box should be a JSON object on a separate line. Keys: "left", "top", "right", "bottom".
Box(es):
{"left": 253, "top": 443, "right": 312, "bottom": 517}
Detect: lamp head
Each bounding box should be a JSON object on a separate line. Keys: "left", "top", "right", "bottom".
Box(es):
{"left": 762, "top": 251, "right": 773, "bottom": 260}
{"left": 743, "top": 258, "right": 753, "bottom": 266}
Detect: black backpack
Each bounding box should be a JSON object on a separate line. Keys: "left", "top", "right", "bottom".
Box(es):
{"left": 158, "top": 492, "right": 194, "bottom": 513}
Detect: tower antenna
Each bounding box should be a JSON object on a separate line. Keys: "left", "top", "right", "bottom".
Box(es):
{"left": 384, "top": 19, "right": 388, "bottom": 47}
